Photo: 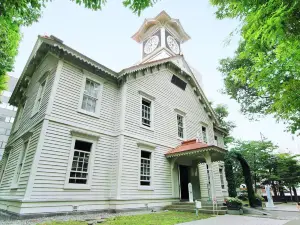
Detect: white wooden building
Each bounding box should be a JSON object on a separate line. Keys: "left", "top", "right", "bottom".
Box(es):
{"left": 0, "top": 11, "right": 228, "bottom": 216}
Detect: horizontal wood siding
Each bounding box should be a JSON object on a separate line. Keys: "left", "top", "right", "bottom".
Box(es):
{"left": 8, "top": 54, "right": 58, "bottom": 144}
{"left": 31, "top": 121, "right": 115, "bottom": 200}
{"left": 0, "top": 123, "right": 42, "bottom": 199}
{"left": 50, "top": 62, "right": 119, "bottom": 134}
{"left": 214, "top": 131, "right": 224, "bottom": 148}
{"left": 120, "top": 136, "right": 172, "bottom": 199}
{"left": 120, "top": 69, "right": 217, "bottom": 198}
{"left": 125, "top": 69, "right": 215, "bottom": 148}
{"left": 198, "top": 163, "right": 209, "bottom": 198}
{"left": 212, "top": 162, "right": 223, "bottom": 200}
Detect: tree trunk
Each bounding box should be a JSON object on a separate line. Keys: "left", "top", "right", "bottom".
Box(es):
{"left": 292, "top": 186, "right": 299, "bottom": 202}
{"left": 236, "top": 153, "right": 256, "bottom": 207}
{"left": 272, "top": 182, "right": 278, "bottom": 197}
{"left": 278, "top": 181, "right": 286, "bottom": 203}
{"left": 254, "top": 173, "right": 257, "bottom": 193}
{"left": 289, "top": 187, "right": 293, "bottom": 202}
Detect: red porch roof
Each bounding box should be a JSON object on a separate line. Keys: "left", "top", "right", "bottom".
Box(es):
{"left": 165, "top": 139, "right": 226, "bottom": 157}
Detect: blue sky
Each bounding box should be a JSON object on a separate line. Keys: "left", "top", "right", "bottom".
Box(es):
{"left": 11, "top": 0, "right": 300, "bottom": 153}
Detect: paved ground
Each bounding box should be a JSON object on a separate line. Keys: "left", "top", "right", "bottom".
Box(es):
{"left": 264, "top": 203, "right": 299, "bottom": 212}
{"left": 178, "top": 215, "right": 289, "bottom": 225}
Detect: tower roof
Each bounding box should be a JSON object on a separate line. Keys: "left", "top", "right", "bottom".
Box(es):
{"left": 132, "top": 11, "right": 191, "bottom": 43}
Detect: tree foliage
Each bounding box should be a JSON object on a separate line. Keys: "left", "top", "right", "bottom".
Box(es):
{"left": 213, "top": 104, "right": 236, "bottom": 147}
{"left": 230, "top": 139, "right": 277, "bottom": 190}
{"left": 224, "top": 153, "right": 236, "bottom": 197}
{"left": 210, "top": 0, "right": 300, "bottom": 134}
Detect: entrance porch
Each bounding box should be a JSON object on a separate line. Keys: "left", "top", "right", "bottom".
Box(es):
{"left": 165, "top": 139, "right": 228, "bottom": 203}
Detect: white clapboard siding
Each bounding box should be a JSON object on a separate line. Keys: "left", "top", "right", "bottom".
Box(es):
{"left": 0, "top": 123, "right": 42, "bottom": 198}
{"left": 198, "top": 163, "right": 209, "bottom": 199}
{"left": 212, "top": 162, "right": 223, "bottom": 200}
{"left": 8, "top": 55, "right": 58, "bottom": 145}
{"left": 120, "top": 136, "right": 172, "bottom": 199}
{"left": 50, "top": 62, "right": 119, "bottom": 134}
{"left": 119, "top": 69, "right": 219, "bottom": 199}
{"left": 214, "top": 131, "right": 225, "bottom": 148}
{"left": 30, "top": 121, "right": 115, "bottom": 200}
{"left": 124, "top": 69, "right": 215, "bottom": 148}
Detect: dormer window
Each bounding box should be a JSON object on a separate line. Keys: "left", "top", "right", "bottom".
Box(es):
{"left": 171, "top": 75, "right": 187, "bottom": 90}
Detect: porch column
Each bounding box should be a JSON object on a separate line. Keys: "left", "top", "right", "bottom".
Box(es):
{"left": 204, "top": 152, "right": 216, "bottom": 202}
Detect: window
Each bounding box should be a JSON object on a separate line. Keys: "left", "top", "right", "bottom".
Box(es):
{"left": 171, "top": 75, "right": 187, "bottom": 90}
{"left": 0, "top": 128, "right": 11, "bottom": 135}
{"left": 68, "top": 140, "right": 92, "bottom": 185}
{"left": 141, "top": 98, "right": 152, "bottom": 127}
{"left": 4, "top": 116, "right": 14, "bottom": 123}
{"left": 14, "top": 104, "right": 24, "bottom": 132}
{"left": 214, "top": 135, "right": 218, "bottom": 146}
{"left": 202, "top": 126, "right": 207, "bottom": 143}
{"left": 219, "top": 166, "right": 225, "bottom": 189}
{"left": 81, "top": 79, "right": 100, "bottom": 113}
{"left": 140, "top": 151, "right": 152, "bottom": 186}
{"left": 0, "top": 151, "right": 10, "bottom": 184}
{"left": 206, "top": 164, "right": 210, "bottom": 184}
{"left": 32, "top": 79, "right": 46, "bottom": 115}
{"left": 12, "top": 141, "right": 28, "bottom": 187}
{"left": 177, "top": 114, "right": 184, "bottom": 139}
{"left": 0, "top": 116, "right": 5, "bottom": 122}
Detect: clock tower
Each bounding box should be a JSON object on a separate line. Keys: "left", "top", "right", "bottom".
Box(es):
{"left": 132, "top": 11, "right": 190, "bottom": 64}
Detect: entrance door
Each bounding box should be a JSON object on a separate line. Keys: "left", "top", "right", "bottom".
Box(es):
{"left": 179, "top": 165, "right": 189, "bottom": 200}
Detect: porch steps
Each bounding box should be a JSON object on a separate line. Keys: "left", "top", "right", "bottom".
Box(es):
{"left": 164, "top": 202, "right": 227, "bottom": 215}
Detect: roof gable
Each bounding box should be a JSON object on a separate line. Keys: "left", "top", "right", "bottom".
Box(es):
{"left": 10, "top": 35, "right": 118, "bottom": 106}
{"left": 119, "top": 55, "right": 221, "bottom": 127}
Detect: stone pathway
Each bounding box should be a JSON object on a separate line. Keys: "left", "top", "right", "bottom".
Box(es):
{"left": 178, "top": 215, "right": 289, "bottom": 225}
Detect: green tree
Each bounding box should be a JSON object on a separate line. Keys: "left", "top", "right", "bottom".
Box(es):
{"left": 0, "top": 0, "right": 153, "bottom": 93}
{"left": 230, "top": 140, "right": 277, "bottom": 191}
{"left": 213, "top": 104, "right": 236, "bottom": 147}
{"left": 225, "top": 151, "right": 257, "bottom": 207}
{"left": 270, "top": 153, "right": 300, "bottom": 201}
{"left": 210, "top": 0, "right": 300, "bottom": 134}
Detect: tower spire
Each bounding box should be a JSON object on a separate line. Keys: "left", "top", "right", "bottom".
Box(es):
{"left": 132, "top": 11, "right": 191, "bottom": 64}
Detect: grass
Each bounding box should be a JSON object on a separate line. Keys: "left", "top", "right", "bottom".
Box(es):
{"left": 38, "top": 211, "right": 212, "bottom": 225}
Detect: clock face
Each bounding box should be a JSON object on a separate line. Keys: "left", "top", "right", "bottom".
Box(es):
{"left": 144, "top": 35, "right": 159, "bottom": 54}
{"left": 167, "top": 36, "right": 180, "bottom": 54}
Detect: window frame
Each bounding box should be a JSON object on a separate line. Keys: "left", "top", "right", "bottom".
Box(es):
{"left": 78, "top": 72, "right": 104, "bottom": 118}
{"left": 0, "top": 149, "right": 10, "bottom": 186}
{"left": 219, "top": 166, "right": 226, "bottom": 190}
{"left": 214, "top": 135, "right": 218, "bottom": 146}
{"left": 64, "top": 134, "right": 97, "bottom": 190}
{"left": 31, "top": 73, "right": 48, "bottom": 117}
{"left": 176, "top": 113, "right": 185, "bottom": 140}
{"left": 11, "top": 138, "right": 30, "bottom": 189}
{"left": 202, "top": 126, "right": 208, "bottom": 144}
{"left": 138, "top": 148, "right": 154, "bottom": 190}
{"left": 13, "top": 101, "right": 26, "bottom": 133}
{"left": 139, "top": 93, "right": 155, "bottom": 130}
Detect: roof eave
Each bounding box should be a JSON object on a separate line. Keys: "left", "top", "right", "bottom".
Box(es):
{"left": 165, "top": 145, "right": 227, "bottom": 158}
